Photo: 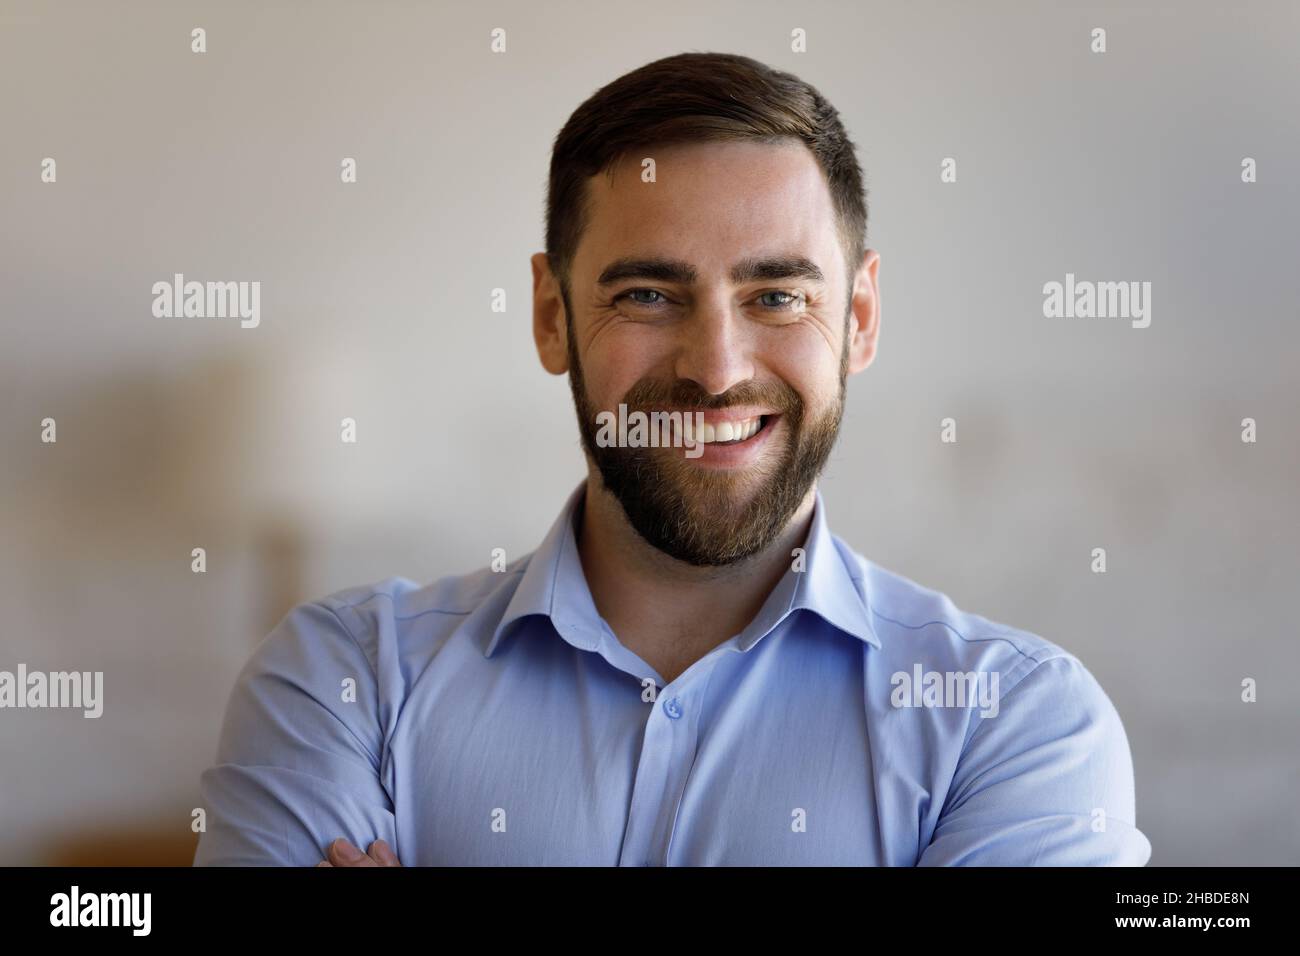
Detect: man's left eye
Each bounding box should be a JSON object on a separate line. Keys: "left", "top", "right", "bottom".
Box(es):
{"left": 758, "top": 290, "right": 805, "bottom": 311}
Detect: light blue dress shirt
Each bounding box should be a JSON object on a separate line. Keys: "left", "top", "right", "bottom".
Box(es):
{"left": 194, "top": 480, "right": 1151, "bottom": 866}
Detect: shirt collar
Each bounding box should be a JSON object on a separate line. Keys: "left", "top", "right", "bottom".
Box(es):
{"left": 484, "top": 480, "right": 880, "bottom": 658}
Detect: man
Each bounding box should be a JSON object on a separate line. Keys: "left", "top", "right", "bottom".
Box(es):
{"left": 194, "top": 52, "right": 1150, "bottom": 866}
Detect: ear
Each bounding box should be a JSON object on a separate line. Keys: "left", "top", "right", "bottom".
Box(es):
{"left": 531, "top": 252, "right": 569, "bottom": 375}
{"left": 845, "top": 249, "right": 880, "bottom": 376}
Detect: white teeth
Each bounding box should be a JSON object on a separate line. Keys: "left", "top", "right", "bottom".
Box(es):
{"left": 672, "top": 415, "right": 765, "bottom": 444}
{"left": 691, "top": 416, "right": 762, "bottom": 443}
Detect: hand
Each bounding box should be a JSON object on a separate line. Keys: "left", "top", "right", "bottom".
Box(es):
{"left": 315, "top": 837, "right": 402, "bottom": 867}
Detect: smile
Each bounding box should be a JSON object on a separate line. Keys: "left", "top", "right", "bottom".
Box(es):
{"left": 672, "top": 414, "right": 780, "bottom": 459}
{"left": 689, "top": 415, "right": 768, "bottom": 444}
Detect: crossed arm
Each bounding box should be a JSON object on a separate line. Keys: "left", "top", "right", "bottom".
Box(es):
{"left": 194, "top": 603, "right": 404, "bottom": 867}
{"left": 196, "top": 604, "right": 1149, "bottom": 866}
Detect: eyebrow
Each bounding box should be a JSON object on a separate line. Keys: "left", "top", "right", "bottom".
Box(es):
{"left": 595, "top": 255, "right": 825, "bottom": 287}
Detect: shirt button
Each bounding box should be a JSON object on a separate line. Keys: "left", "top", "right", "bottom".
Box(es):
{"left": 663, "top": 696, "right": 683, "bottom": 719}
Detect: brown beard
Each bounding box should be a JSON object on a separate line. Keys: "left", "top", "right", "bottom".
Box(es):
{"left": 563, "top": 295, "right": 848, "bottom": 567}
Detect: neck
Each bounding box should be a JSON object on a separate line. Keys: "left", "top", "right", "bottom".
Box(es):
{"left": 575, "top": 471, "right": 816, "bottom": 682}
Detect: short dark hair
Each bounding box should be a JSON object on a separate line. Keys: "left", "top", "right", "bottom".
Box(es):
{"left": 544, "top": 51, "right": 869, "bottom": 300}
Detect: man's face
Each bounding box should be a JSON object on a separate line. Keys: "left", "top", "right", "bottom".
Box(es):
{"left": 562, "top": 139, "right": 856, "bottom": 567}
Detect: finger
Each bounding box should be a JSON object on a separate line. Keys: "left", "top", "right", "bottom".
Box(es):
{"left": 368, "top": 839, "right": 401, "bottom": 867}
{"left": 315, "top": 860, "right": 333, "bottom": 867}
{"left": 328, "top": 837, "right": 378, "bottom": 867}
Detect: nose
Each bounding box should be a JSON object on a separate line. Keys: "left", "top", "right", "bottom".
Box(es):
{"left": 672, "top": 300, "right": 755, "bottom": 398}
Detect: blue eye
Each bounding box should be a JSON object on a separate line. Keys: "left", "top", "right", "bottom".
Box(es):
{"left": 624, "top": 289, "right": 666, "bottom": 306}
{"left": 759, "top": 291, "right": 801, "bottom": 309}
{"left": 614, "top": 288, "right": 804, "bottom": 312}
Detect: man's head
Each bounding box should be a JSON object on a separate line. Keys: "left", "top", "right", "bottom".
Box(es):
{"left": 531, "top": 52, "right": 880, "bottom": 567}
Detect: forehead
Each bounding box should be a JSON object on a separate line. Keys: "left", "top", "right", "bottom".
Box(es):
{"left": 576, "top": 139, "right": 840, "bottom": 278}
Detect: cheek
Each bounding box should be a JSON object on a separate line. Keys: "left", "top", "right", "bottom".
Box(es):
{"left": 756, "top": 333, "right": 842, "bottom": 420}
{"left": 584, "top": 330, "right": 667, "bottom": 406}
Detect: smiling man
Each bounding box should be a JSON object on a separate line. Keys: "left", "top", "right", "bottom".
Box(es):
{"left": 194, "top": 52, "right": 1151, "bottom": 867}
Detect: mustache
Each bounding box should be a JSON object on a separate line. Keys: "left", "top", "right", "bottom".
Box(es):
{"left": 619, "top": 378, "right": 800, "bottom": 415}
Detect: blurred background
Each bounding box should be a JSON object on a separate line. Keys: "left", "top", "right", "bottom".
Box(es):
{"left": 1, "top": 0, "right": 1297, "bottom": 865}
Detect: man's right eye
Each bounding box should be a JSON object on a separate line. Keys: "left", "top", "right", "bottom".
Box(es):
{"left": 616, "top": 289, "right": 669, "bottom": 308}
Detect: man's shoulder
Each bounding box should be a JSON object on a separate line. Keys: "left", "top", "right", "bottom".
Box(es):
{"left": 833, "top": 538, "right": 1134, "bottom": 788}
{"left": 831, "top": 533, "right": 1082, "bottom": 685}
{"left": 288, "top": 554, "right": 537, "bottom": 654}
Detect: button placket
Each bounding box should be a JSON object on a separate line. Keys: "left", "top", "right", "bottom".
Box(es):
{"left": 617, "top": 653, "right": 723, "bottom": 867}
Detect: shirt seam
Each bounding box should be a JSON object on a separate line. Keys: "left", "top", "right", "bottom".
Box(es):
{"left": 868, "top": 608, "right": 1053, "bottom": 667}
{"left": 329, "top": 589, "right": 480, "bottom": 621}
{"left": 311, "top": 599, "right": 394, "bottom": 777}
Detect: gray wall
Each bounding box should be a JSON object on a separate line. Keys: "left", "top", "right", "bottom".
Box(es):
{"left": 1, "top": 0, "right": 1296, "bottom": 864}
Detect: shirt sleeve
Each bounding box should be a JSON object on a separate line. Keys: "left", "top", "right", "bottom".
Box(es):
{"left": 192, "top": 601, "right": 397, "bottom": 866}
{"left": 917, "top": 654, "right": 1152, "bottom": 866}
